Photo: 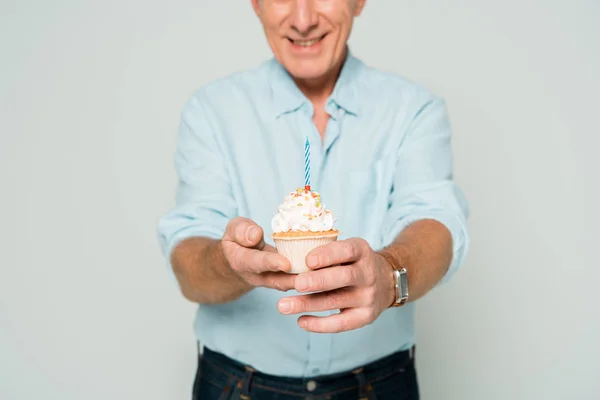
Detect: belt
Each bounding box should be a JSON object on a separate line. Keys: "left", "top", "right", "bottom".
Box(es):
{"left": 197, "top": 345, "right": 415, "bottom": 400}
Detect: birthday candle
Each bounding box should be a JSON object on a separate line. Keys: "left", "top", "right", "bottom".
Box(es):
{"left": 304, "top": 136, "right": 311, "bottom": 190}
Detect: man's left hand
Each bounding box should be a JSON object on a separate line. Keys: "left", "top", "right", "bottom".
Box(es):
{"left": 276, "top": 238, "right": 395, "bottom": 333}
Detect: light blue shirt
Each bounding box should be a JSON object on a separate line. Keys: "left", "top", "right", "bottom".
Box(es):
{"left": 157, "top": 51, "right": 470, "bottom": 377}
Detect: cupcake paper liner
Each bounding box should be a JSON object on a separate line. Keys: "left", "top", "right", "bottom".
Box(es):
{"left": 273, "top": 234, "right": 338, "bottom": 274}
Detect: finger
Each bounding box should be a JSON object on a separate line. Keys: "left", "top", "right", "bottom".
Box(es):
{"left": 257, "top": 272, "right": 296, "bottom": 292}
{"left": 232, "top": 245, "right": 291, "bottom": 274}
{"left": 277, "top": 287, "right": 359, "bottom": 315}
{"left": 262, "top": 244, "right": 277, "bottom": 253}
{"left": 294, "top": 264, "right": 362, "bottom": 293}
{"left": 305, "top": 238, "right": 366, "bottom": 270}
{"left": 225, "top": 217, "right": 265, "bottom": 249}
{"left": 297, "top": 308, "right": 373, "bottom": 333}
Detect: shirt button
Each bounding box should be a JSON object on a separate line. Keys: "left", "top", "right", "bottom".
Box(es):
{"left": 306, "top": 380, "right": 317, "bottom": 392}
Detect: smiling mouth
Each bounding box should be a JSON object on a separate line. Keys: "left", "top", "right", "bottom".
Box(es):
{"left": 288, "top": 34, "right": 328, "bottom": 47}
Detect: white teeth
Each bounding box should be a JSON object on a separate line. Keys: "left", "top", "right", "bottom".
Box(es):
{"left": 294, "top": 38, "right": 320, "bottom": 47}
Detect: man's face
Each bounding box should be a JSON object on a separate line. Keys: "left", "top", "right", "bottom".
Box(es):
{"left": 252, "top": 0, "right": 366, "bottom": 81}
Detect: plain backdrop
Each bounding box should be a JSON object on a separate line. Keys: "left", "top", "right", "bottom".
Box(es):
{"left": 1, "top": 0, "right": 598, "bottom": 399}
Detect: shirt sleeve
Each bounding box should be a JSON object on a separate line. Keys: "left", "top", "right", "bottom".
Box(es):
{"left": 381, "top": 95, "right": 470, "bottom": 284}
{"left": 156, "top": 93, "right": 237, "bottom": 274}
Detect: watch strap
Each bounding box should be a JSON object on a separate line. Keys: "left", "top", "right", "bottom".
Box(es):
{"left": 379, "top": 251, "right": 408, "bottom": 308}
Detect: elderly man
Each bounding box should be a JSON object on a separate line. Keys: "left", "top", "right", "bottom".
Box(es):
{"left": 157, "top": 0, "right": 469, "bottom": 399}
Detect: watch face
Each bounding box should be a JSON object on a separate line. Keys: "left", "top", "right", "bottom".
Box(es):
{"left": 400, "top": 270, "right": 409, "bottom": 299}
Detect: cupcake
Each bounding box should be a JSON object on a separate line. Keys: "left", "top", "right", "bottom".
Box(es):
{"left": 271, "top": 187, "right": 339, "bottom": 274}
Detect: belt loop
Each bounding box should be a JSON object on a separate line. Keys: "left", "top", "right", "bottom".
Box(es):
{"left": 239, "top": 366, "right": 255, "bottom": 399}
{"left": 352, "top": 367, "right": 376, "bottom": 400}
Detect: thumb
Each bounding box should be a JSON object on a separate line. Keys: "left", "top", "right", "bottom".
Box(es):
{"left": 225, "top": 217, "right": 266, "bottom": 249}
{"left": 245, "top": 224, "right": 266, "bottom": 250}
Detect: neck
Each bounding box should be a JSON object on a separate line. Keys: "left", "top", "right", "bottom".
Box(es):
{"left": 293, "top": 47, "right": 348, "bottom": 107}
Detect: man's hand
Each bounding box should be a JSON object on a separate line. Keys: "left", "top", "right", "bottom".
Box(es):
{"left": 276, "top": 238, "right": 395, "bottom": 333}
{"left": 222, "top": 217, "right": 296, "bottom": 292}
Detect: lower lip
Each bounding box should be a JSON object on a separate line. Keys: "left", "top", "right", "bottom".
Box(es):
{"left": 288, "top": 35, "right": 326, "bottom": 53}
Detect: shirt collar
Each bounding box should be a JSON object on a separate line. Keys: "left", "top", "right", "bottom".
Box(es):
{"left": 270, "top": 48, "right": 362, "bottom": 118}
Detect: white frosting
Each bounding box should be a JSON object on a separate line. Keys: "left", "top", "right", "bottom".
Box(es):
{"left": 271, "top": 188, "right": 335, "bottom": 233}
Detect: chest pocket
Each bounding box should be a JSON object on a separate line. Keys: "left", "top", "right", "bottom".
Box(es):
{"left": 337, "top": 160, "right": 389, "bottom": 247}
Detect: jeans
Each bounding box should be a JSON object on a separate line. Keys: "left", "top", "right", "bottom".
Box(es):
{"left": 192, "top": 346, "right": 420, "bottom": 400}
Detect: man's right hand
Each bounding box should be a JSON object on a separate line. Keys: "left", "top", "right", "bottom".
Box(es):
{"left": 221, "top": 217, "right": 295, "bottom": 292}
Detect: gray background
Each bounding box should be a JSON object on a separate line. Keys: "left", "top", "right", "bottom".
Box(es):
{"left": 1, "top": 0, "right": 598, "bottom": 399}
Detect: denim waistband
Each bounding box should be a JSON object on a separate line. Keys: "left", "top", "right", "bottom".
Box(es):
{"left": 198, "top": 345, "right": 415, "bottom": 398}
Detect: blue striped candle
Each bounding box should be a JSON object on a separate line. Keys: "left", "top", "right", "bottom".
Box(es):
{"left": 304, "top": 136, "right": 311, "bottom": 190}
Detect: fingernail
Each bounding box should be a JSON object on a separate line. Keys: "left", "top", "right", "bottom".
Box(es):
{"left": 246, "top": 227, "right": 257, "bottom": 242}
{"left": 298, "top": 318, "right": 307, "bottom": 328}
{"left": 279, "top": 262, "right": 291, "bottom": 272}
{"left": 305, "top": 255, "right": 318, "bottom": 268}
{"left": 278, "top": 299, "right": 292, "bottom": 314}
{"left": 296, "top": 275, "right": 312, "bottom": 292}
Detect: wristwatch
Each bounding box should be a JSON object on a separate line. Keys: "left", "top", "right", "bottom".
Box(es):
{"left": 380, "top": 252, "right": 409, "bottom": 307}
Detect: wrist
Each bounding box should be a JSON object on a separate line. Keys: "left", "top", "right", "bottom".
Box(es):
{"left": 376, "top": 252, "right": 398, "bottom": 308}
{"left": 378, "top": 249, "right": 409, "bottom": 308}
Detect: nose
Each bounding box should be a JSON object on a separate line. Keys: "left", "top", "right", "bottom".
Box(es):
{"left": 290, "top": 0, "right": 318, "bottom": 36}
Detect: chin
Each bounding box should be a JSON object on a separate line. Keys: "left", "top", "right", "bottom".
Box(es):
{"left": 282, "top": 59, "right": 333, "bottom": 82}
